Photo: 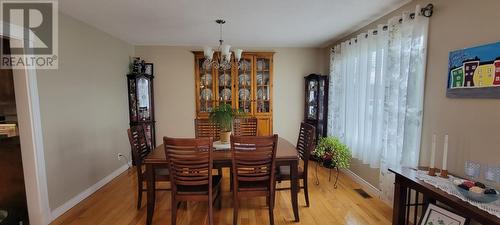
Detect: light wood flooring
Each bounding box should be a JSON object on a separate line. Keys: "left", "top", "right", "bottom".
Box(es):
{"left": 50, "top": 163, "right": 392, "bottom": 225}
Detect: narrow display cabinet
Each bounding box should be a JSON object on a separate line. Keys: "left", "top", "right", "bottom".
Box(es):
{"left": 304, "top": 74, "right": 328, "bottom": 140}
{"left": 127, "top": 60, "right": 156, "bottom": 150}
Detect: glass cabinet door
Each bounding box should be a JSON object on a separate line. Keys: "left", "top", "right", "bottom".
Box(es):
{"left": 198, "top": 57, "right": 215, "bottom": 113}
{"left": 306, "top": 79, "right": 318, "bottom": 120}
{"left": 217, "top": 59, "right": 233, "bottom": 106}
{"left": 128, "top": 78, "right": 138, "bottom": 122}
{"left": 255, "top": 57, "right": 271, "bottom": 114}
{"left": 137, "top": 76, "right": 151, "bottom": 121}
{"left": 236, "top": 57, "right": 253, "bottom": 113}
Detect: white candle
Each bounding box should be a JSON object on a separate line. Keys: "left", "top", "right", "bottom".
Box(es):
{"left": 442, "top": 134, "right": 449, "bottom": 170}
{"left": 430, "top": 134, "right": 436, "bottom": 168}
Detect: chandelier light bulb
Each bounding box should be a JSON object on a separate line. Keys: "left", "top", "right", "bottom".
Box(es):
{"left": 203, "top": 46, "right": 214, "bottom": 60}
{"left": 234, "top": 49, "right": 243, "bottom": 62}
{"left": 221, "top": 44, "right": 231, "bottom": 58}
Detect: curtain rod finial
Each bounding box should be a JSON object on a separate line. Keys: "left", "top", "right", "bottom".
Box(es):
{"left": 421, "top": 3, "right": 433, "bottom": 17}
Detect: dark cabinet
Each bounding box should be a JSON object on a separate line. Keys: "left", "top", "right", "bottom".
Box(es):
{"left": 127, "top": 67, "right": 156, "bottom": 149}
{"left": 304, "top": 74, "right": 328, "bottom": 140}
{"left": 0, "top": 38, "right": 15, "bottom": 107}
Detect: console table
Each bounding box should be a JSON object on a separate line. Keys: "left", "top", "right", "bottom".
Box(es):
{"left": 390, "top": 167, "right": 500, "bottom": 225}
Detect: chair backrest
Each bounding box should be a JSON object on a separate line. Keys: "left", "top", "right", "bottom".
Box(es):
{"left": 127, "top": 125, "right": 151, "bottom": 167}
{"left": 231, "top": 135, "right": 278, "bottom": 189}
{"left": 233, "top": 117, "right": 258, "bottom": 136}
{"left": 297, "top": 122, "right": 316, "bottom": 171}
{"left": 194, "top": 118, "right": 220, "bottom": 141}
{"left": 163, "top": 137, "right": 213, "bottom": 191}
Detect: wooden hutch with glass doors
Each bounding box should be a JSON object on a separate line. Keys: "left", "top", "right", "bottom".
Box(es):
{"left": 193, "top": 51, "right": 274, "bottom": 136}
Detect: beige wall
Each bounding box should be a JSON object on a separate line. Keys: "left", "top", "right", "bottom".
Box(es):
{"left": 134, "top": 46, "right": 323, "bottom": 144}
{"left": 324, "top": 0, "right": 500, "bottom": 188}
{"left": 37, "top": 13, "right": 134, "bottom": 209}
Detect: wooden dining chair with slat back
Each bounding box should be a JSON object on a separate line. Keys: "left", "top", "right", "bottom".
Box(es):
{"left": 163, "top": 137, "right": 222, "bottom": 225}
{"left": 276, "top": 122, "right": 316, "bottom": 207}
{"left": 194, "top": 118, "right": 220, "bottom": 141}
{"left": 127, "top": 125, "right": 170, "bottom": 210}
{"left": 194, "top": 118, "right": 224, "bottom": 175}
{"left": 233, "top": 117, "right": 257, "bottom": 136}
{"left": 231, "top": 135, "right": 278, "bottom": 225}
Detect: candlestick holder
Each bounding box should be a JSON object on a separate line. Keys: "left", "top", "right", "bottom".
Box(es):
{"left": 428, "top": 168, "right": 437, "bottom": 176}
{"left": 440, "top": 169, "right": 449, "bottom": 178}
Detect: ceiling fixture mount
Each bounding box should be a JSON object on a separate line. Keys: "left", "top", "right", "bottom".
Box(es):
{"left": 203, "top": 19, "right": 243, "bottom": 70}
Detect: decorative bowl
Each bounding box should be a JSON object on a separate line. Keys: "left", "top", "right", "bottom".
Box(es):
{"left": 238, "top": 88, "right": 250, "bottom": 101}
{"left": 238, "top": 74, "right": 250, "bottom": 86}
{"left": 201, "top": 73, "right": 212, "bottom": 86}
{"left": 453, "top": 179, "right": 499, "bottom": 203}
{"left": 219, "top": 74, "right": 231, "bottom": 87}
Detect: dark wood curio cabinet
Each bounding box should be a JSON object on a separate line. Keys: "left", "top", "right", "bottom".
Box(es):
{"left": 304, "top": 74, "right": 328, "bottom": 140}
{"left": 127, "top": 70, "right": 156, "bottom": 149}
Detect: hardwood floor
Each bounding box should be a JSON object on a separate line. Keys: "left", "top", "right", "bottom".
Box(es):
{"left": 50, "top": 163, "right": 392, "bottom": 225}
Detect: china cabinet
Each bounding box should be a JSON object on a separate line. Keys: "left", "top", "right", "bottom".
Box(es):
{"left": 194, "top": 52, "right": 274, "bottom": 136}
{"left": 127, "top": 66, "right": 156, "bottom": 149}
{"left": 304, "top": 74, "right": 328, "bottom": 140}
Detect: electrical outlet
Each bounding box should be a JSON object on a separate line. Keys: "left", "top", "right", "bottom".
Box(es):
{"left": 117, "top": 153, "right": 124, "bottom": 160}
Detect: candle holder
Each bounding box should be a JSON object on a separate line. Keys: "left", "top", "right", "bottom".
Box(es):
{"left": 428, "top": 168, "right": 437, "bottom": 176}
{"left": 440, "top": 169, "right": 449, "bottom": 178}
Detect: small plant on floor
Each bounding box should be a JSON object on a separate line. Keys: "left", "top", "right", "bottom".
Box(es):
{"left": 313, "top": 136, "right": 351, "bottom": 169}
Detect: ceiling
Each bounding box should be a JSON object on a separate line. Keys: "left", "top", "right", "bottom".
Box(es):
{"left": 59, "top": 0, "right": 409, "bottom": 47}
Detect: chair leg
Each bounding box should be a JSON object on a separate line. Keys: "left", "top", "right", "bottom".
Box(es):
{"left": 268, "top": 194, "right": 275, "bottom": 225}
{"left": 304, "top": 178, "right": 310, "bottom": 207}
{"left": 137, "top": 180, "right": 143, "bottom": 210}
{"left": 233, "top": 196, "right": 239, "bottom": 225}
{"left": 208, "top": 195, "right": 214, "bottom": 225}
{"left": 171, "top": 197, "right": 177, "bottom": 225}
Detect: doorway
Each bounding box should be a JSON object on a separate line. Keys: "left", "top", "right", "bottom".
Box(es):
{"left": 0, "top": 26, "right": 51, "bottom": 224}
{"left": 0, "top": 37, "right": 29, "bottom": 224}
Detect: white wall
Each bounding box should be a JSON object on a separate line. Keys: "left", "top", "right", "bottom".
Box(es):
{"left": 134, "top": 46, "right": 323, "bottom": 144}
{"left": 36, "top": 13, "right": 134, "bottom": 209}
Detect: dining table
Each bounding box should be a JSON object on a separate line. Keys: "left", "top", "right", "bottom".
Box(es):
{"left": 143, "top": 137, "right": 300, "bottom": 225}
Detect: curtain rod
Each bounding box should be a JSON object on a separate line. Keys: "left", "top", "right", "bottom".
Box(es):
{"left": 343, "top": 3, "right": 434, "bottom": 44}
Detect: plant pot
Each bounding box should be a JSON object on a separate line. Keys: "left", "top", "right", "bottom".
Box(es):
{"left": 220, "top": 131, "right": 231, "bottom": 144}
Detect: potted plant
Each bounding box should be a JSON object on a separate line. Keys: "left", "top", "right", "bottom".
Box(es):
{"left": 313, "top": 136, "right": 352, "bottom": 169}
{"left": 209, "top": 104, "right": 242, "bottom": 143}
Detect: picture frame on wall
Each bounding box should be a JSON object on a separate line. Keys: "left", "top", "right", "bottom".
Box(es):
{"left": 420, "top": 203, "right": 468, "bottom": 225}
{"left": 144, "top": 63, "right": 153, "bottom": 75}
{"left": 446, "top": 41, "right": 500, "bottom": 98}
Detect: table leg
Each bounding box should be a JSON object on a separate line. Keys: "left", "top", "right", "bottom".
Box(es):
{"left": 290, "top": 160, "right": 299, "bottom": 222}
{"left": 392, "top": 175, "right": 407, "bottom": 225}
{"left": 146, "top": 164, "right": 156, "bottom": 225}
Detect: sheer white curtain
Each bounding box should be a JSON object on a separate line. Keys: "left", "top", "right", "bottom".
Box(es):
{"left": 328, "top": 5, "right": 429, "bottom": 204}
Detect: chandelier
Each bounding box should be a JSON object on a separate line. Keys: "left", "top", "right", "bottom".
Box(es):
{"left": 203, "top": 19, "right": 243, "bottom": 70}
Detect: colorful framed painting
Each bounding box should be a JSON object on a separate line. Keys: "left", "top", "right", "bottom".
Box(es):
{"left": 447, "top": 41, "right": 500, "bottom": 98}
{"left": 420, "top": 203, "right": 468, "bottom": 225}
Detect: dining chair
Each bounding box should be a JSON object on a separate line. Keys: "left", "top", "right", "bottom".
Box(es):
{"left": 163, "top": 137, "right": 222, "bottom": 225}
{"left": 233, "top": 117, "right": 257, "bottom": 136}
{"left": 276, "top": 122, "right": 316, "bottom": 207}
{"left": 231, "top": 135, "right": 278, "bottom": 225}
{"left": 194, "top": 118, "right": 224, "bottom": 176}
{"left": 127, "top": 125, "right": 170, "bottom": 210}
{"left": 194, "top": 118, "right": 220, "bottom": 141}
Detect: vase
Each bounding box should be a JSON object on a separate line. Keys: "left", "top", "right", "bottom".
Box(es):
{"left": 220, "top": 131, "right": 231, "bottom": 143}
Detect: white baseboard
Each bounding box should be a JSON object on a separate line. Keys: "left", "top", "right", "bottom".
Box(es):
{"left": 50, "top": 163, "right": 131, "bottom": 221}
{"left": 341, "top": 169, "right": 382, "bottom": 200}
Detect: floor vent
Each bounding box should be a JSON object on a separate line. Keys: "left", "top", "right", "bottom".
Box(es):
{"left": 354, "top": 188, "right": 372, "bottom": 199}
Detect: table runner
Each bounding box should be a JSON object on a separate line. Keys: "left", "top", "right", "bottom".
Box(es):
{"left": 415, "top": 170, "right": 500, "bottom": 218}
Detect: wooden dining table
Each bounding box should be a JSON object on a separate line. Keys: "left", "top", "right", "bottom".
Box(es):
{"left": 143, "top": 137, "right": 300, "bottom": 225}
